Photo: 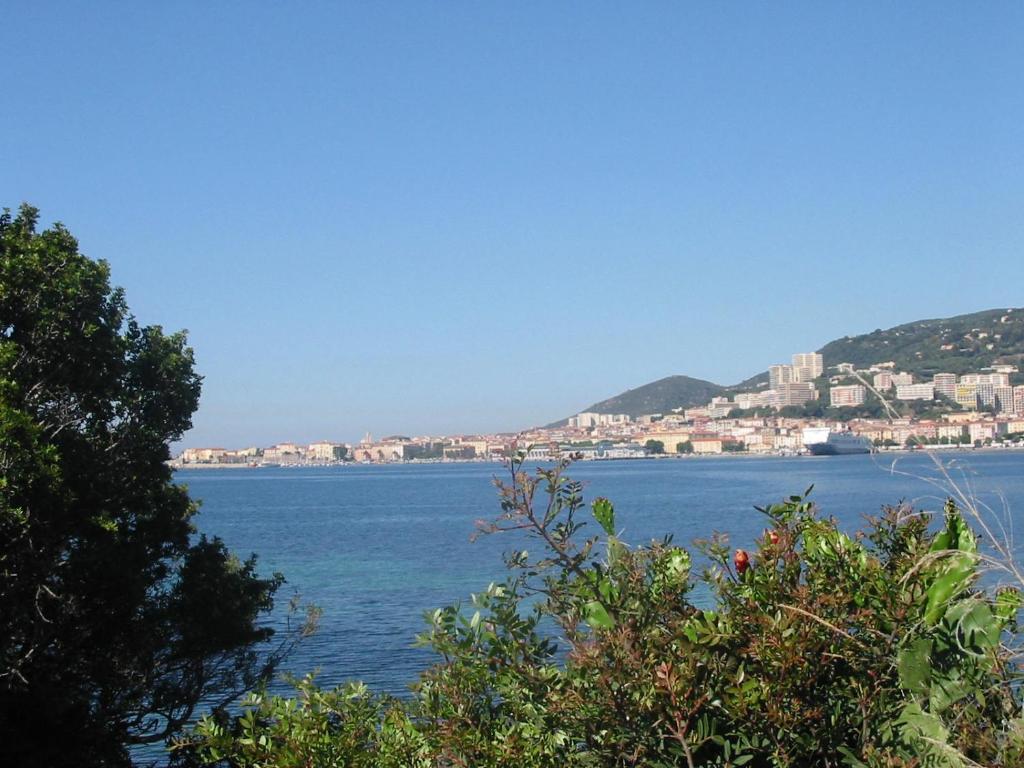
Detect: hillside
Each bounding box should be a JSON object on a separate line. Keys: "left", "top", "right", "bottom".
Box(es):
{"left": 563, "top": 307, "right": 1024, "bottom": 420}
{"left": 555, "top": 375, "right": 725, "bottom": 422}
{"left": 818, "top": 307, "right": 1024, "bottom": 377}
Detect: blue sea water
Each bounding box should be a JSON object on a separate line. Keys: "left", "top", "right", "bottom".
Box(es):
{"left": 178, "top": 451, "right": 1024, "bottom": 698}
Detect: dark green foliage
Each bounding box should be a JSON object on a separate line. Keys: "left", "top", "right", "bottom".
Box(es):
{"left": 0, "top": 205, "right": 288, "bottom": 766}
{"left": 190, "top": 456, "right": 1024, "bottom": 767}
{"left": 554, "top": 375, "right": 726, "bottom": 422}
{"left": 819, "top": 308, "right": 1024, "bottom": 376}
{"left": 644, "top": 439, "right": 665, "bottom": 454}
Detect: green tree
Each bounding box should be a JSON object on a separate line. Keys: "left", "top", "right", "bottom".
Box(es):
{"left": 676, "top": 440, "right": 694, "bottom": 454}
{"left": 0, "top": 205, "right": 293, "bottom": 766}
{"left": 644, "top": 439, "right": 664, "bottom": 455}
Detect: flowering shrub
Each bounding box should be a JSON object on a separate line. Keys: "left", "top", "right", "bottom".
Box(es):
{"left": 184, "top": 456, "right": 1024, "bottom": 767}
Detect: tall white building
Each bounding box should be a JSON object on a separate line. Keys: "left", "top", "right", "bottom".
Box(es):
{"left": 933, "top": 373, "right": 957, "bottom": 400}
{"left": 769, "top": 364, "right": 794, "bottom": 389}
{"left": 791, "top": 352, "right": 824, "bottom": 383}
{"left": 994, "top": 386, "right": 1015, "bottom": 413}
{"left": 1014, "top": 386, "right": 1024, "bottom": 416}
{"left": 976, "top": 383, "right": 997, "bottom": 409}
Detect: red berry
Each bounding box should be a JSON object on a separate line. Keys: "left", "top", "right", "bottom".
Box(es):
{"left": 734, "top": 549, "right": 750, "bottom": 574}
{"left": 767, "top": 530, "right": 780, "bottom": 546}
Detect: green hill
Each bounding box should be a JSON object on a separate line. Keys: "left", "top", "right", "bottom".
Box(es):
{"left": 818, "top": 307, "right": 1024, "bottom": 377}
{"left": 551, "top": 375, "right": 725, "bottom": 423}
{"left": 559, "top": 308, "right": 1023, "bottom": 422}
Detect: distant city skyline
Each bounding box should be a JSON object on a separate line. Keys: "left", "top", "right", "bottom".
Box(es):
{"left": 4, "top": 3, "right": 1023, "bottom": 446}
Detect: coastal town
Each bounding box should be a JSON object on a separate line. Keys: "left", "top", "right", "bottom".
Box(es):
{"left": 174, "top": 351, "right": 1024, "bottom": 467}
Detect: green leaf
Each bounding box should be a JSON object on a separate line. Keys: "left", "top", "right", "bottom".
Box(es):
{"left": 584, "top": 600, "right": 615, "bottom": 630}
{"left": 924, "top": 551, "right": 976, "bottom": 625}
{"left": 592, "top": 497, "right": 616, "bottom": 536}
{"left": 898, "top": 638, "right": 933, "bottom": 696}
{"left": 995, "top": 588, "right": 1023, "bottom": 623}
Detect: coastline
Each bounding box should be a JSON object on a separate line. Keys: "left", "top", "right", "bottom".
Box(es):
{"left": 169, "top": 443, "right": 1024, "bottom": 471}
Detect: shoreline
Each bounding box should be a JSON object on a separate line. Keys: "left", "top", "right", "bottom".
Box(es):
{"left": 169, "top": 443, "right": 1024, "bottom": 471}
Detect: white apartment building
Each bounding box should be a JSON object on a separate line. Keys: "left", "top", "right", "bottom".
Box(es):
{"left": 791, "top": 352, "right": 824, "bottom": 383}
{"left": 955, "top": 383, "right": 978, "bottom": 410}
{"left": 872, "top": 372, "right": 894, "bottom": 391}
{"left": 994, "top": 386, "right": 1015, "bottom": 414}
{"left": 961, "top": 372, "right": 1010, "bottom": 387}
{"left": 896, "top": 383, "right": 935, "bottom": 401}
{"left": 776, "top": 381, "right": 816, "bottom": 408}
{"left": 707, "top": 397, "right": 735, "bottom": 418}
{"left": 976, "top": 383, "right": 997, "bottom": 409}
{"left": 307, "top": 441, "right": 347, "bottom": 461}
{"left": 891, "top": 372, "right": 914, "bottom": 387}
{"left": 734, "top": 392, "right": 759, "bottom": 410}
{"left": 830, "top": 384, "right": 867, "bottom": 407}
{"left": 568, "top": 412, "right": 632, "bottom": 428}
{"left": 769, "top": 364, "right": 794, "bottom": 389}
{"left": 933, "top": 373, "right": 957, "bottom": 400}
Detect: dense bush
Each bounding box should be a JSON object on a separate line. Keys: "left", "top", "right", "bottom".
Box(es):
{"left": 185, "top": 455, "right": 1024, "bottom": 767}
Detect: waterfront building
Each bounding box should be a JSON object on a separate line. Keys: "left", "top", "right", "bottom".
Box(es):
{"left": 1015, "top": 386, "right": 1024, "bottom": 416}
{"left": 180, "top": 447, "right": 228, "bottom": 463}
{"left": 968, "top": 421, "right": 996, "bottom": 443}
{"left": 933, "top": 373, "right": 957, "bottom": 400}
{"left": 307, "top": 441, "right": 347, "bottom": 462}
{"left": 895, "top": 383, "right": 935, "bottom": 401}
{"left": 691, "top": 436, "right": 724, "bottom": 454}
{"left": 937, "top": 423, "right": 966, "bottom": 442}
{"left": 351, "top": 440, "right": 408, "bottom": 463}
{"left": 646, "top": 430, "right": 694, "bottom": 453}
{"left": 263, "top": 443, "right": 305, "bottom": 464}
{"left": 830, "top": 384, "right": 867, "bottom": 407}
{"left": 792, "top": 352, "right": 824, "bottom": 383}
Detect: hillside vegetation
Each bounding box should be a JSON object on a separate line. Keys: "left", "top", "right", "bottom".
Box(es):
{"left": 570, "top": 375, "right": 725, "bottom": 419}
{"left": 571, "top": 307, "right": 1023, "bottom": 417}
{"left": 820, "top": 307, "right": 1024, "bottom": 376}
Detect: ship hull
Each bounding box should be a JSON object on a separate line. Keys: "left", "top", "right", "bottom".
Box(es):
{"left": 806, "top": 436, "right": 872, "bottom": 454}
{"left": 807, "top": 442, "right": 871, "bottom": 456}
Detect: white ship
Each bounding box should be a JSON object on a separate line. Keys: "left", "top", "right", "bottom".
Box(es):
{"left": 802, "top": 427, "right": 874, "bottom": 456}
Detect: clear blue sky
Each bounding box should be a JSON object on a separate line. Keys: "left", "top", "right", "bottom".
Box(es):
{"left": 3, "top": 3, "right": 1023, "bottom": 447}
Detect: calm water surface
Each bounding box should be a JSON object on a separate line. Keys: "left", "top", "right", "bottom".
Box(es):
{"left": 179, "top": 451, "right": 1024, "bottom": 696}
